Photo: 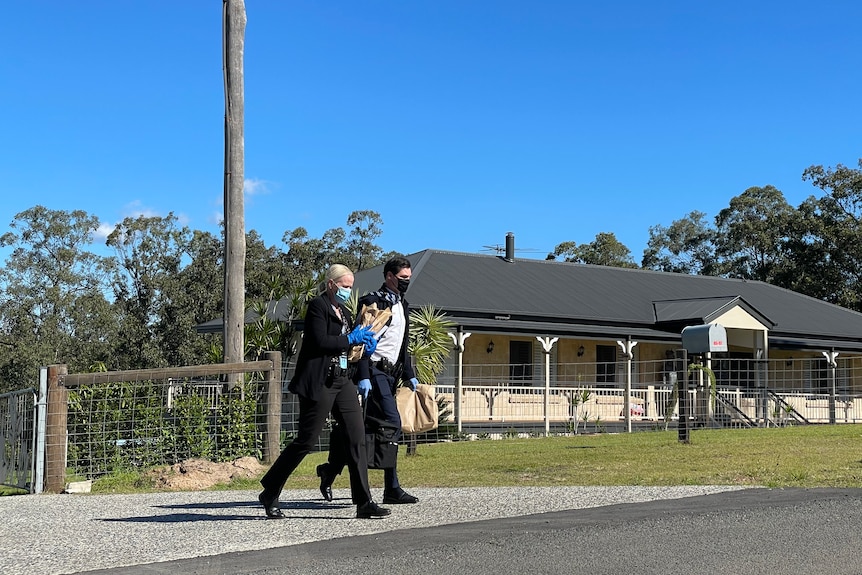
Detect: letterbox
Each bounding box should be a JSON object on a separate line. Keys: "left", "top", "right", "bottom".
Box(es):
{"left": 681, "top": 324, "right": 727, "bottom": 353}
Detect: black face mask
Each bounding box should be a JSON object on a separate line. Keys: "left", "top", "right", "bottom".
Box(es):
{"left": 397, "top": 277, "right": 410, "bottom": 294}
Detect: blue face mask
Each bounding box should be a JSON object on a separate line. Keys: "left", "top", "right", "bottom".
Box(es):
{"left": 334, "top": 286, "right": 351, "bottom": 304}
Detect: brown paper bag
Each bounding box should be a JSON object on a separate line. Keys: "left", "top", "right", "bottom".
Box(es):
{"left": 396, "top": 383, "right": 438, "bottom": 434}
{"left": 348, "top": 303, "right": 392, "bottom": 362}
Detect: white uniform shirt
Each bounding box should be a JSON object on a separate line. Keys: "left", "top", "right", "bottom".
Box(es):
{"left": 371, "top": 300, "right": 405, "bottom": 364}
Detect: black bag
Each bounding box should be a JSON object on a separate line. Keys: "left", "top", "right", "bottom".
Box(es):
{"left": 365, "top": 415, "right": 398, "bottom": 470}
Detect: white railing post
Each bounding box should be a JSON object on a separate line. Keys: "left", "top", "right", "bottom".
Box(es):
{"left": 822, "top": 350, "right": 839, "bottom": 424}
{"left": 536, "top": 337, "right": 558, "bottom": 437}
{"left": 448, "top": 330, "right": 471, "bottom": 434}
{"left": 617, "top": 338, "right": 637, "bottom": 433}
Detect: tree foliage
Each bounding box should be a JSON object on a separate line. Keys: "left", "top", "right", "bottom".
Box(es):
{"left": 714, "top": 185, "right": 795, "bottom": 282}
{"left": 0, "top": 207, "right": 390, "bottom": 392}
{"left": 548, "top": 232, "right": 637, "bottom": 268}
{"left": 281, "top": 210, "right": 388, "bottom": 284}
{"left": 0, "top": 206, "right": 115, "bottom": 388}
{"left": 795, "top": 159, "right": 862, "bottom": 310}
{"left": 642, "top": 211, "right": 718, "bottom": 275}
{"left": 106, "top": 213, "right": 191, "bottom": 369}
{"left": 4, "top": 159, "right": 862, "bottom": 392}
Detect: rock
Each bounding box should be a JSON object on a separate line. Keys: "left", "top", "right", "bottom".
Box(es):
{"left": 64, "top": 480, "right": 93, "bottom": 494}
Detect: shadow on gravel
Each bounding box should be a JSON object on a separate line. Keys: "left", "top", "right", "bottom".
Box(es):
{"left": 153, "top": 500, "right": 348, "bottom": 511}
{"left": 99, "top": 500, "right": 356, "bottom": 523}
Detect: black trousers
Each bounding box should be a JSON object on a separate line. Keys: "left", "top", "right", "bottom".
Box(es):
{"left": 326, "top": 368, "right": 403, "bottom": 491}
{"left": 260, "top": 374, "right": 372, "bottom": 505}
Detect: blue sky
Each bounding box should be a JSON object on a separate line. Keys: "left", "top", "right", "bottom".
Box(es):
{"left": 2, "top": 1, "right": 860, "bottom": 263}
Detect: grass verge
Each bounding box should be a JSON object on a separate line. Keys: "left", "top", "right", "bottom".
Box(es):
{"left": 86, "top": 425, "right": 862, "bottom": 494}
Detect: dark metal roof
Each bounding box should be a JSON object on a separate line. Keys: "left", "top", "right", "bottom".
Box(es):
{"left": 653, "top": 296, "right": 773, "bottom": 327}
{"left": 194, "top": 299, "right": 301, "bottom": 334}
{"left": 353, "top": 249, "right": 862, "bottom": 351}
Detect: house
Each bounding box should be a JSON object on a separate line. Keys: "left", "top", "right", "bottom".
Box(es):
{"left": 352, "top": 239, "right": 862, "bottom": 428}
{"left": 198, "top": 236, "right": 862, "bottom": 428}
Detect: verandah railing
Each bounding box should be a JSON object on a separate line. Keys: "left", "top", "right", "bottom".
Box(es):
{"left": 429, "top": 357, "right": 862, "bottom": 435}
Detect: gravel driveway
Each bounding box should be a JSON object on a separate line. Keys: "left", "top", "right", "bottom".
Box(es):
{"left": 1, "top": 485, "right": 751, "bottom": 574}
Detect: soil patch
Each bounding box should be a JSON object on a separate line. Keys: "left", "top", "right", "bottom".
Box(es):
{"left": 148, "top": 457, "right": 265, "bottom": 491}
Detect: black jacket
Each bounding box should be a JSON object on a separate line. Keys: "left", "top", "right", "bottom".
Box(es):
{"left": 288, "top": 294, "right": 356, "bottom": 402}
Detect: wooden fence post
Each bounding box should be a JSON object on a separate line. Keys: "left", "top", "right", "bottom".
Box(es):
{"left": 263, "top": 351, "right": 282, "bottom": 462}
{"left": 45, "top": 364, "right": 68, "bottom": 493}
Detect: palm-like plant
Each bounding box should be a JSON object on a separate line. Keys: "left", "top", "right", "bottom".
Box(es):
{"left": 240, "top": 274, "right": 320, "bottom": 362}
{"left": 408, "top": 305, "right": 455, "bottom": 384}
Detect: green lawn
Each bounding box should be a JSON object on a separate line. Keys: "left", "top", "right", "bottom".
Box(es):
{"left": 88, "top": 424, "right": 861, "bottom": 494}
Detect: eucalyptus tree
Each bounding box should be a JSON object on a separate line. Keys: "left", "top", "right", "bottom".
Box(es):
{"left": 106, "top": 213, "right": 191, "bottom": 369}
{"left": 344, "top": 210, "right": 385, "bottom": 271}
{"left": 796, "top": 160, "right": 862, "bottom": 310}
{"left": 548, "top": 232, "right": 637, "bottom": 268}
{"left": 281, "top": 210, "right": 387, "bottom": 281}
{"left": 641, "top": 211, "right": 719, "bottom": 275}
{"left": 772, "top": 198, "right": 845, "bottom": 304}
{"left": 281, "top": 226, "right": 344, "bottom": 285}
{"left": 161, "top": 229, "right": 225, "bottom": 366}
{"left": 714, "top": 185, "right": 795, "bottom": 282}
{"left": 0, "top": 206, "right": 115, "bottom": 390}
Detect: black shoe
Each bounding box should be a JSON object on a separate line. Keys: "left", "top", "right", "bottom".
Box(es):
{"left": 382, "top": 488, "right": 419, "bottom": 504}
{"left": 258, "top": 491, "right": 285, "bottom": 519}
{"left": 316, "top": 464, "right": 334, "bottom": 502}
{"left": 356, "top": 500, "right": 391, "bottom": 519}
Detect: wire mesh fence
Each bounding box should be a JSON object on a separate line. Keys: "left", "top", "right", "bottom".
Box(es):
{"left": 53, "top": 358, "right": 281, "bottom": 484}
{"left": 66, "top": 377, "right": 265, "bottom": 478}
{"left": 9, "top": 354, "right": 862, "bottom": 488}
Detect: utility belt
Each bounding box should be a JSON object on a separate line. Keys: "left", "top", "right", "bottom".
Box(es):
{"left": 373, "top": 357, "right": 403, "bottom": 379}
{"left": 329, "top": 355, "right": 355, "bottom": 379}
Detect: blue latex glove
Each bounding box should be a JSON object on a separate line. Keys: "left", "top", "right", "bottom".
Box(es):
{"left": 357, "top": 378, "right": 372, "bottom": 398}
{"left": 362, "top": 333, "right": 378, "bottom": 355}
{"left": 347, "top": 325, "right": 371, "bottom": 346}
{"left": 409, "top": 378, "right": 419, "bottom": 391}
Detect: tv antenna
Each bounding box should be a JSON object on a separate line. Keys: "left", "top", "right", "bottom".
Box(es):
{"left": 480, "top": 232, "right": 545, "bottom": 260}
{"left": 479, "top": 244, "right": 544, "bottom": 256}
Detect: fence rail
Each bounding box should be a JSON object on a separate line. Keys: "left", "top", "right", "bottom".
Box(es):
{"left": 38, "top": 354, "right": 282, "bottom": 493}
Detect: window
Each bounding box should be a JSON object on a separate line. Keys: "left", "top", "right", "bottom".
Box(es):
{"left": 509, "top": 340, "right": 533, "bottom": 383}
{"left": 596, "top": 345, "right": 616, "bottom": 386}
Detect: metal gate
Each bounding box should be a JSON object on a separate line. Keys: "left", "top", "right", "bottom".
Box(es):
{"left": 0, "top": 388, "right": 37, "bottom": 492}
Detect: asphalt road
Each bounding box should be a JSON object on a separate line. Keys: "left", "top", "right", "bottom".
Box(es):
{"left": 3, "top": 486, "right": 861, "bottom": 575}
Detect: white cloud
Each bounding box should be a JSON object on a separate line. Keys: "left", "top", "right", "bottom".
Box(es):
{"left": 93, "top": 222, "right": 115, "bottom": 241}
{"left": 121, "top": 200, "right": 161, "bottom": 219}
{"left": 244, "top": 177, "right": 271, "bottom": 197}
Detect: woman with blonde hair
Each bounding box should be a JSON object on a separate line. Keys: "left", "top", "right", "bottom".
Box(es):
{"left": 258, "top": 264, "right": 390, "bottom": 519}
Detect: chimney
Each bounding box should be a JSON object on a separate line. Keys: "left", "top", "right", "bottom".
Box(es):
{"left": 504, "top": 232, "right": 515, "bottom": 263}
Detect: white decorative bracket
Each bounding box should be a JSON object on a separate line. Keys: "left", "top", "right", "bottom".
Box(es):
{"left": 448, "top": 331, "right": 471, "bottom": 353}
{"left": 536, "top": 336, "right": 558, "bottom": 354}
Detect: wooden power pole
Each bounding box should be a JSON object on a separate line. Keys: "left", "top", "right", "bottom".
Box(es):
{"left": 222, "top": 0, "right": 246, "bottom": 376}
